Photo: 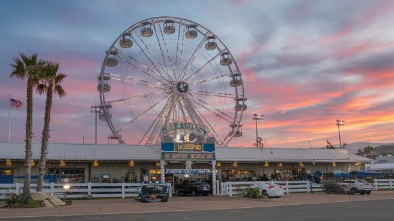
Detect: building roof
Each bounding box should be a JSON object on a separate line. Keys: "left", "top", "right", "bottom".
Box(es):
{"left": 215, "top": 147, "right": 372, "bottom": 163}
{"left": 0, "top": 142, "right": 372, "bottom": 163}
{"left": 0, "top": 143, "right": 161, "bottom": 161}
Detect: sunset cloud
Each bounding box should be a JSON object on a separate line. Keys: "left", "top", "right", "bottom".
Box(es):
{"left": 1, "top": 0, "right": 393, "bottom": 148}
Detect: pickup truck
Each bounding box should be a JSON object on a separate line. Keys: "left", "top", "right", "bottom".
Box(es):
{"left": 175, "top": 179, "right": 210, "bottom": 196}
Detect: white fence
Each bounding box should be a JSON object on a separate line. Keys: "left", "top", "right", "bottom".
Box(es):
{"left": 220, "top": 179, "right": 394, "bottom": 197}
{"left": 1, "top": 179, "right": 393, "bottom": 199}
{"left": 0, "top": 182, "right": 172, "bottom": 200}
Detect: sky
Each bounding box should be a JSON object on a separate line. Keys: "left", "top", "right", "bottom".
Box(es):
{"left": 1, "top": 0, "right": 394, "bottom": 148}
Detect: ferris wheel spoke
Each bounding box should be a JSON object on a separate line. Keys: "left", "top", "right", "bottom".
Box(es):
{"left": 177, "top": 97, "right": 190, "bottom": 123}
{"left": 188, "top": 94, "right": 234, "bottom": 123}
{"left": 185, "top": 51, "right": 221, "bottom": 82}
{"left": 181, "top": 97, "right": 226, "bottom": 144}
{"left": 115, "top": 48, "right": 168, "bottom": 84}
{"left": 153, "top": 22, "right": 176, "bottom": 78}
{"left": 181, "top": 32, "right": 209, "bottom": 79}
{"left": 116, "top": 95, "right": 169, "bottom": 133}
{"left": 140, "top": 97, "right": 173, "bottom": 145}
{"left": 131, "top": 30, "right": 174, "bottom": 81}
{"left": 108, "top": 73, "right": 164, "bottom": 89}
{"left": 189, "top": 90, "right": 237, "bottom": 98}
{"left": 189, "top": 73, "right": 230, "bottom": 87}
{"left": 175, "top": 23, "right": 186, "bottom": 79}
{"left": 105, "top": 92, "right": 165, "bottom": 104}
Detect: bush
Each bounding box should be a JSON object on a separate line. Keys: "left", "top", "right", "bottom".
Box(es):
{"left": 243, "top": 188, "right": 263, "bottom": 199}
{"left": 3, "top": 192, "right": 43, "bottom": 208}
{"left": 321, "top": 180, "right": 345, "bottom": 194}
{"left": 4, "top": 193, "right": 21, "bottom": 207}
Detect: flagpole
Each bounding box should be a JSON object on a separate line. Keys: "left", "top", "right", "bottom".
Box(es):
{"left": 8, "top": 94, "right": 11, "bottom": 142}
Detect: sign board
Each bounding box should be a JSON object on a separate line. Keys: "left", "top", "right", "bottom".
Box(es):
{"left": 161, "top": 152, "right": 215, "bottom": 161}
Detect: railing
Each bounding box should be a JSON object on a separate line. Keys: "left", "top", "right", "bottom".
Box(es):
{"left": 219, "top": 179, "right": 394, "bottom": 196}
{"left": 0, "top": 182, "right": 172, "bottom": 200}
{"left": 1, "top": 179, "right": 393, "bottom": 199}
{"left": 373, "top": 179, "right": 394, "bottom": 190}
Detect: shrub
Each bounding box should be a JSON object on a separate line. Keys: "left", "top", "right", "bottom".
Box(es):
{"left": 243, "top": 188, "right": 262, "bottom": 199}
{"left": 4, "top": 193, "right": 21, "bottom": 207}
{"left": 321, "top": 180, "right": 344, "bottom": 194}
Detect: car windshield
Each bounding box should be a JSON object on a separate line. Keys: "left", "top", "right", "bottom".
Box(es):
{"left": 142, "top": 185, "right": 168, "bottom": 194}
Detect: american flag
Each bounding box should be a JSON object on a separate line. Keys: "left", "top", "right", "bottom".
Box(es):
{"left": 10, "top": 98, "right": 22, "bottom": 108}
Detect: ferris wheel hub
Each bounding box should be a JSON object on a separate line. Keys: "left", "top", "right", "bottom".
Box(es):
{"left": 175, "top": 80, "right": 189, "bottom": 94}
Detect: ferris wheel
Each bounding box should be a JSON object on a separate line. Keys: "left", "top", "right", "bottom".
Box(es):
{"left": 98, "top": 16, "right": 246, "bottom": 147}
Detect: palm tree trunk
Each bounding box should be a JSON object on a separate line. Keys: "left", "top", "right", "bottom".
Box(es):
{"left": 37, "top": 83, "right": 53, "bottom": 192}
{"left": 22, "top": 77, "right": 34, "bottom": 203}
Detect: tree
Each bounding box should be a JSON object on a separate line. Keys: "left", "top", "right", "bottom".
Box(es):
{"left": 325, "top": 140, "right": 337, "bottom": 149}
{"left": 36, "top": 62, "right": 67, "bottom": 192}
{"left": 9, "top": 53, "right": 45, "bottom": 203}
{"left": 363, "top": 146, "right": 374, "bottom": 159}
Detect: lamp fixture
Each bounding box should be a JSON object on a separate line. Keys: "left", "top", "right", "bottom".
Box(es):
{"left": 332, "top": 162, "right": 336, "bottom": 167}
{"left": 299, "top": 162, "right": 304, "bottom": 167}
{"left": 31, "top": 160, "right": 36, "bottom": 167}
{"left": 278, "top": 162, "right": 283, "bottom": 167}
{"left": 264, "top": 161, "right": 269, "bottom": 167}
{"left": 129, "top": 160, "right": 134, "bottom": 167}
{"left": 59, "top": 160, "right": 66, "bottom": 167}
{"left": 6, "top": 159, "right": 12, "bottom": 167}
{"left": 233, "top": 161, "right": 238, "bottom": 167}
{"left": 93, "top": 160, "right": 99, "bottom": 167}
{"left": 155, "top": 162, "right": 160, "bottom": 167}
{"left": 216, "top": 162, "right": 221, "bottom": 167}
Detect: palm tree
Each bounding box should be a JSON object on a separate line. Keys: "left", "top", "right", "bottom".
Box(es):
{"left": 10, "top": 53, "right": 45, "bottom": 203}
{"left": 36, "top": 62, "right": 67, "bottom": 192}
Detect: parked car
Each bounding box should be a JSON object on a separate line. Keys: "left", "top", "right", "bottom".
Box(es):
{"left": 251, "top": 182, "right": 284, "bottom": 198}
{"left": 340, "top": 179, "right": 373, "bottom": 195}
{"left": 175, "top": 179, "right": 210, "bottom": 196}
{"left": 138, "top": 183, "right": 170, "bottom": 203}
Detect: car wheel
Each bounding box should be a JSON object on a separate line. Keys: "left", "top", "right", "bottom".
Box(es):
{"left": 360, "top": 192, "right": 365, "bottom": 195}
{"left": 203, "top": 193, "right": 208, "bottom": 196}
{"left": 162, "top": 195, "right": 169, "bottom": 202}
{"left": 262, "top": 190, "right": 268, "bottom": 197}
{"left": 192, "top": 190, "right": 197, "bottom": 196}
{"left": 366, "top": 191, "right": 371, "bottom": 195}
{"left": 140, "top": 196, "right": 146, "bottom": 203}
{"left": 351, "top": 188, "right": 358, "bottom": 193}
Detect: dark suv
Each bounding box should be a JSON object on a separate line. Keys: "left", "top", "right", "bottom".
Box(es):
{"left": 175, "top": 179, "right": 210, "bottom": 196}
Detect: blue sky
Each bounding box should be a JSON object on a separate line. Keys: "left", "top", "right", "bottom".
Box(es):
{"left": 1, "top": 0, "right": 394, "bottom": 148}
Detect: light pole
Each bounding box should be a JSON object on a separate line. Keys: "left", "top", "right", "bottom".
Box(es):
{"left": 91, "top": 105, "right": 101, "bottom": 144}
{"left": 336, "top": 119, "right": 345, "bottom": 148}
{"left": 253, "top": 114, "right": 264, "bottom": 147}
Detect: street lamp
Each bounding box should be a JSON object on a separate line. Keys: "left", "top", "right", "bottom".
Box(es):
{"left": 336, "top": 119, "right": 345, "bottom": 148}
{"left": 91, "top": 105, "right": 102, "bottom": 144}
{"left": 253, "top": 114, "right": 264, "bottom": 147}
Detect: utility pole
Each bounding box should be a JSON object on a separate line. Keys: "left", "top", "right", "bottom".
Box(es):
{"left": 91, "top": 105, "right": 101, "bottom": 144}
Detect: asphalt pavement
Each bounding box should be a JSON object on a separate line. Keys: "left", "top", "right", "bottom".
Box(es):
{"left": 1, "top": 190, "right": 394, "bottom": 219}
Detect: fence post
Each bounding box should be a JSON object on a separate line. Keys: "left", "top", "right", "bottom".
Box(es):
{"left": 286, "top": 181, "right": 289, "bottom": 194}
{"left": 374, "top": 179, "right": 378, "bottom": 190}
{"left": 15, "top": 183, "right": 20, "bottom": 194}
{"left": 390, "top": 179, "right": 393, "bottom": 190}
{"left": 50, "top": 182, "right": 54, "bottom": 196}
{"left": 121, "top": 182, "right": 125, "bottom": 199}
{"left": 229, "top": 182, "right": 233, "bottom": 197}
{"left": 88, "top": 182, "right": 91, "bottom": 195}
{"left": 307, "top": 180, "right": 310, "bottom": 193}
